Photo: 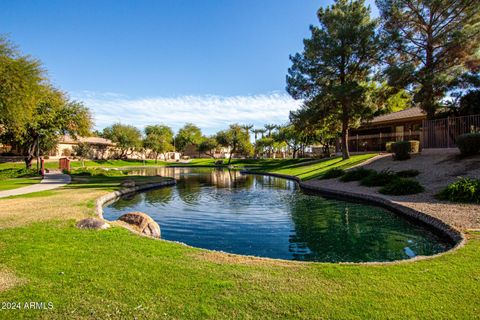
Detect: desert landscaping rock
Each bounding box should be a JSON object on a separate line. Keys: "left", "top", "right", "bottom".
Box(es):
{"left": 76, "top": 218, "right": 110, "bottom": 230}
{"left": 118, "top": 211, "right": 161, "bottom": 238}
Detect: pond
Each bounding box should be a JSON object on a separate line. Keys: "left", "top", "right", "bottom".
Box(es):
{"left": 103, "top": 167, "right": 452, "bottom": 262}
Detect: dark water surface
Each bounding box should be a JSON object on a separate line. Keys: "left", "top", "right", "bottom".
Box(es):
{"left": 103, "top": 167, "right": 451, "bottom": 262}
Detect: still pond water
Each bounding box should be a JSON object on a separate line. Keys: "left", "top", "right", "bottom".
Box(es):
{"left": 103, "top": 167, "right": 451, "bottom": 262}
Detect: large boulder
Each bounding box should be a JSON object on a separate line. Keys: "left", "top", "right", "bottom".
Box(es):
{"left": 76, "top": 218, "right": 110, "bottom": 230}
{"left": 118, "top": 212, "right": 160, "bottom": 238}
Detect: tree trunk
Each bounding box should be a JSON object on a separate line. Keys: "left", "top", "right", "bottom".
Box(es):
{"left": 24, "top": 156, "right": 33, "bottom": 169}
{"left": 341, "top": 120, "right": 350, "bottom": 160}
{"left": 24, "top": 141, "right": 37, "bottom": 169}
{"left": 228, "top": 149, "right": 233, "bottom": 165}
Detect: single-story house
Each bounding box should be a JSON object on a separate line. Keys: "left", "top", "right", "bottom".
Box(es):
{"left": 349, "top": 107, "right": 427, "bottom": 152}
{"left": 182, "top": 143, "right": 231, "bottom": 159}
{"left": 51, "top": 135, "right": 117, "bottom": 159}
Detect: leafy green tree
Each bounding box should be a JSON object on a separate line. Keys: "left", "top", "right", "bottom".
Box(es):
{"left": 143, "top": 125, "right": 174, "bottom": 163}
{"left": 377, "top": 0, "right": 480, "bottom": 118}
{"left": 287, "top": 0, "right": 380, "bottom": 159}
{"left": 198, "top": 137, "right": 219, "bottom": 158}
{"left": 0, "top": 36, "right": 45, "bottom": 139}
{"left": 458, "top": 90, "right": 480, "bottom": 116}
{"left": 372, "top": 82, "right": 412, "bottom": 115}
{"left": 290, "top": 100, "right": 340, "bottom": 157}
{"left": 3, "top": 86, "right": 92, "bottom": 168}
{"left": 216, "top": 124, "right": 253, "bottom": 164}
{"left": 174, "top": 123, "right": 203, "bottom": 152}
{"left": 255, "top": 137, "right": 275, "bottom": 158}
{"left": 73, "top": 142, "right": 92, "bottom": 167}
{"left": 103, "top": 123, "right": 142, "bottom": 158}
{"left": 0, "top": 36, "right": 92, "bottom": 168}
{"left": 275, "top": 125, "right": 304, "bottom": 159}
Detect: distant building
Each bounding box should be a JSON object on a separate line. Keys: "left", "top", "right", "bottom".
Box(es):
{"left": 182, "top": 143, "right": 231, "bottom": 159}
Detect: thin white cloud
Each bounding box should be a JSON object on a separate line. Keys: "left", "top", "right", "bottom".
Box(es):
{"left": 71, "top": 91, "right": 302, "bottom": 134}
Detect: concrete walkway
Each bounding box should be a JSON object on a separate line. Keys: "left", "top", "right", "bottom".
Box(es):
{"left": 0, "top": 173, "right": 71, "bottom": 198}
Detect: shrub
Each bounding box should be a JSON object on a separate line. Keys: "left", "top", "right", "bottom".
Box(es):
{"left": 391, "top": 141, "right": 411, "bottom": 160}
{"left": 70, "top": 168, "right": 91, "bottom": 176}
{"left": 385, "top": 141, "right": 395, "bottom": 153}
{"left": 456, "top": 133, "right": 480, "bottom": 156}
{"left": 360, "top": 170, "right": 397, "bottom": 187}
{"left": 437, "top": 177, "right": 480, "bottom": 203}
{"left": 396, "top": 169, "right": 420, "bottom": 178}
{"left": 321, "top": 168, "right": 345, "bottom": 179}
{"left": 379, "top": 178, "right": 424, "bottom": 195}
{"left": 340, "top": 168, "right": 375, "bottom": 182}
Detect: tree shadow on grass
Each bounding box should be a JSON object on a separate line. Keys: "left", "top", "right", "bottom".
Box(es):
{"left": 299, "top": 158, "right": 373, "bottom": 181}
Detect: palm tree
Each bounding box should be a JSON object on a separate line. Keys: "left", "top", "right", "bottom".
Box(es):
{"left": 264, "top": 124, "right": 277, "bottom": 137}
{"left": 257, "top": 128, "right": 266, "bottom": 139}
{"left": 252, "top": 129, "right": 262, "bottom": 141}
{"left": 241, "top": 124, "right": 254, "bottom": 136}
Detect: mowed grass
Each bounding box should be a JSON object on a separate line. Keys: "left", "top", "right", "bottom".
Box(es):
{"left": 251, "top": 154, "right": 377, "bottom": 180}
{"left": 1, "top": 154, "right": 479, "bottom": 318}
{"left": 0, "top": 177, "right": 41, "bottom": 191}
{"left": 0, "top": 222, "right": 478, "bottom": 319}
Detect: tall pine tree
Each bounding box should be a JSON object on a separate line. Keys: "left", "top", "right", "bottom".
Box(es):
{"left": 377, "top": 0, "right": 480, "bottom": 118}
{"left": 287, "top": 0, "right": 380, "bottom": 159}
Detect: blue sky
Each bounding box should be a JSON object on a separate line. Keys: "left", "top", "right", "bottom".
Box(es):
{"left": 1, "top": 0, "right": 378, "bottom": 134}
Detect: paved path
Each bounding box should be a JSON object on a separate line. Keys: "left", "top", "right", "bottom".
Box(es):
{"left": 0, "top": 173, "right": 71, "bottom": 198}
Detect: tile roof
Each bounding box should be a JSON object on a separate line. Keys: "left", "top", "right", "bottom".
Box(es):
{"left": 369, "top": 107, "right": 426, "bottom": 124}
{"left": 60, "top": 135, "right": 115, "bottom": 146}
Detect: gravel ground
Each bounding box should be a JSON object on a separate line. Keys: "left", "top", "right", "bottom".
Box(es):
{"left": 304, "top": 153, "right": 480, "bottom": 230}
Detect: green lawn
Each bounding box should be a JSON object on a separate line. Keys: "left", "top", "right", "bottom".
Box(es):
{"left": 1, "top": 157, "right": 323, "bottom": 171}
{"left": 250, "top": 154, "right": 377, "bottom": 180}
{"left": 0, "top": 155, "right": 479, "bottom": 319}
{"left": 0, "top": 221, "right": 478, "bottom": 319}
{"left": 0, "top": 177, "right": 42, "bottom": 191}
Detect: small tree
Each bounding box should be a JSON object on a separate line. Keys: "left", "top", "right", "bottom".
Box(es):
{"left": 73, "top": 142, "right": 92, "bottom": 167}
{"left": 216, "top": 124, "right": 253, "bottom": 164}
{"left": 103, "top": 123, "right": 142, "bottom": 159}
{"left": 143, "top": 125, "right": 174, "bottom": 163}
{"left": 174, "top": 123, "right": 203, "bottom": 152}
{"left": 198, "top": 137, "right": 219, "bottom": 159}
{"left": 255, "top": 137, "right": 275, "bottom": 158}
{"left": 275, "top": 125, "right": 303, "bottom": 159}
